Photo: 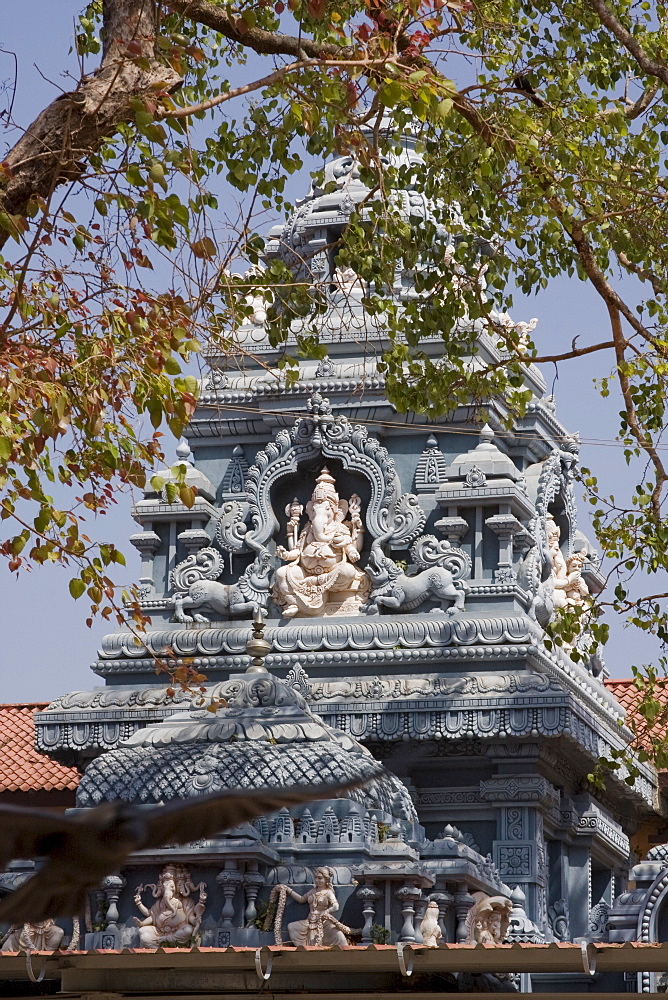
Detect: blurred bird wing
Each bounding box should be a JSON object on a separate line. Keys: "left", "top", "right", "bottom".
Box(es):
{"left": 139, "top": 779, "right": 374, "bottom": 850}
{"left": 0, "top": 804, "right": 75, "bottom": 870}
{"left": 0, "top": 858, "right": 88, "bottom": 925}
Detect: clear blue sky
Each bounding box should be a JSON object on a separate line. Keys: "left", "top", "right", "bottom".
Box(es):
{"left": 0, "top": 4, "right": 659, "bottom": 703}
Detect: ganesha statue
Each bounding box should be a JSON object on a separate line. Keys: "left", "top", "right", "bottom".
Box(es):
{"left": 273, "top": 467, "right": 371, "bottom": 617}
{"left": 133, "top": 864, "right": 207, "bottom": 947}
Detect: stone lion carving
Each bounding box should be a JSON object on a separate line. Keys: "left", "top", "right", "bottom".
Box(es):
{"left": 364, "top": 548, "right": 468, "bottom": 615}
{"left": 171, "top": 551, "right": 272, "bottom": 623}
{"left": 134, "top": 864, "right": 207, "bottom": 947}
{"left": 273, "top": 467, "right": 370, "bottom": 617}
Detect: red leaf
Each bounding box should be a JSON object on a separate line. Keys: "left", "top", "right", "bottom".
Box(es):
{"left": 308, "top": 0, "right": 327, "bottom": 18}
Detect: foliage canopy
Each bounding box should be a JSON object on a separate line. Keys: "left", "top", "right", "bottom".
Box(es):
{"left": 3, "top": 0, "right": 668, "bottom": 758}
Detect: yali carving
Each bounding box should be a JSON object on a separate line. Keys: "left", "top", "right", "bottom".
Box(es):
{"left": 171, "top": 549, "right": 272, "bottom": 623}
{"left": 364, "top": 547, "right": 469, "bottom": 615}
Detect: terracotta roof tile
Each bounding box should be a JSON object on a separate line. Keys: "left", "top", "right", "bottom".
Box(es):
{"left": 605, "top": 678, "right": 644, "bottom": 714}
{"left": 605, "top": 678, "right": 668, "bottom": 751}
{"left": 0, "top": 703, "right": 80, "bottom": 793}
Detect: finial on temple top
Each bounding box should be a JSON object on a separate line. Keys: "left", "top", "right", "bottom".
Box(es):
{"left": 245, "top": 607, "right": 271, "bottom": 672}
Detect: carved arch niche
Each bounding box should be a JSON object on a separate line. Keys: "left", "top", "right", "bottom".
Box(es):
{"left": 272, "top": 456, "right": 372, "bottom": 558}
{"left": 216, "top": 395, "right": 426, "bottom": 560}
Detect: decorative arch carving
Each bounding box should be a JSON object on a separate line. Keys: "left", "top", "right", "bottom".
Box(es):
{"left": 636, "top": 870, "right": 668, "bottom": 991}
{"left": 218, "top": 394, "right": 425, "bottom": 556}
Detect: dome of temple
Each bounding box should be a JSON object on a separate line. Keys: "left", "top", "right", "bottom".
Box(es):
{"left": 76, "top": 663, "right": 418, "bottom": 824}
{"left": 446, "top": 423, "right": 520, "bottom": 482}
{"left": 149, "top": 439, "right": 216, "bottom": 502}
{"left": 264, "top": 131, "right": 449, "bottom": 282}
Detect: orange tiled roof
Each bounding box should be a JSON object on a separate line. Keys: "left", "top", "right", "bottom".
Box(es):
{"left": 605, "top": 678, "right": 644, "bottom": 715}
{"left": 605, "top": 678, "right": 668, "bottom": 751}
{"left": 0, "top": 703, "right": 80, "bottom": 793}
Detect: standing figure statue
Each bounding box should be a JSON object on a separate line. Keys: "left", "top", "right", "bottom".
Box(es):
{"left": 273, "top": 467, "right": 370, "bottom": 617}
{"left": 420, "top": 900, "right": 443, "bottom": 948}
{"left": 284, "top": 867, "right": 350, "bottom": 947}
{"left": 133, "top": 864, "right": 207, "bottom": 947}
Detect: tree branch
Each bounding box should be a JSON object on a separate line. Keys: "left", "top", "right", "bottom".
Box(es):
{"left": 0, "top": 0, "right": 181, "bottom": 252}
{"left": 160, "top": 57, "right": 394, "bottom": 118}
{"left": 607, "top": 300, "right": 667, "bottom": 517}
{"left": 588, "top": 0, "right": 668, "bottom": 86}
{"left": 165, "top": 0, "right": 353, "bottom": 59}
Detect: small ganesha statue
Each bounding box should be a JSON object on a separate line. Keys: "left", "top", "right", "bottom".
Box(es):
{"left": 465, "top": 894, "right": 512, "bottom": 945}
{"left": 273, "top": 467, "right": 370, "bottom": 617}
{"left": 134, "top": 864, "right": 207, "bottom": 947}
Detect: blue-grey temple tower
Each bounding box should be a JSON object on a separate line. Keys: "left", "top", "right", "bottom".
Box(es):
{"left": 11, "top": 133, "right": 666, "bottom": 993}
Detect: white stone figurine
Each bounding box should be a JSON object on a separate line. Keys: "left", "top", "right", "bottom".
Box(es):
{"left": 2, "top": 919, "right": 64, "bottom": 952}
{"left": 285, "top": 867, "right": 350, "bottom": 947}
{"left": 273, "top": 467, "right": 370, "bottom": 617}
{"left": 420, "top": 900, "right": 442, "bottom": 948}
{"left": 133, "top": 864, "right": 207, "bottom": 947}
{"left": 465, "top": 895, "right": 512, "bottom": 945}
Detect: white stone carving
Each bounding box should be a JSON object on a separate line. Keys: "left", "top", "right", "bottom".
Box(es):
{"left": 133, "top": 864, "right": 207, "bottom": 947}
{"left": 420, "top": 900, "right": 443, "bottom": 948}
{"left": 172, "top": 550, "right": 272, "bottom": 623}
{"left": 333, "top": 265, "right": 364, "bottom": 296}
{"left": 1, "top": 919, "right": 64, "bottom": 952}
{"left": 465, "top": 894, "right": 512, "bottom": 944}
{"left": 273, "top": 468, "right": 371, "bottom": 617}
{"left": 495, "top": 311, "right": 538, "bottom": 354}
{"left": 545, "top": 513, "right": 591, "bottom": 640}
{"left": 270, "top": 867, "right": 350, "bottom": 946}
{"left": 556, "top": 549, "right": 591, "bottom": 612}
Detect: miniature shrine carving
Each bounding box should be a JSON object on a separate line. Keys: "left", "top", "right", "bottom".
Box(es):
{"left": 133, "top": 864, "right": 207, "bottom": 946}
{"left": 273, "top": 468, "right": 370, "bottom": 617}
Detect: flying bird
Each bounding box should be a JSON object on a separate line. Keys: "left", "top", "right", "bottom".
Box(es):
{"left": 0, "top": 775, "right": 380, "bottom": 924}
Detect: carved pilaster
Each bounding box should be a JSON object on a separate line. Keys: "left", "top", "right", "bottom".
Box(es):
{"left": 129, "top": 530, "right": 161, "bottom": 592}
{"left": 395, "top": 884, "right": 421, "bottom": 943}
{"left": 99, "top": 873, "right": 126, "bottom": 949}
{"left": 454, "top": 886, "right": 475, "bottom": 943}
{"left": 217, "top": 864, "right": 243, "bottom": 928}
{"left": 243, "top": 866, "right": 265, "bottom": 926}
{"left": 357, "top": 885, "right": 382, "bottom": 945}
